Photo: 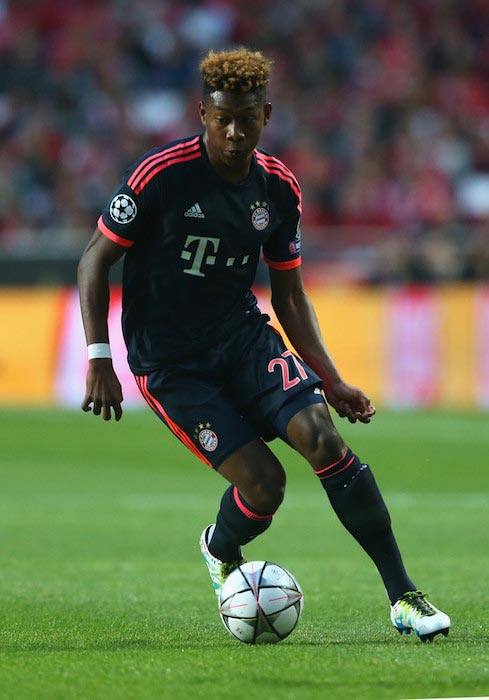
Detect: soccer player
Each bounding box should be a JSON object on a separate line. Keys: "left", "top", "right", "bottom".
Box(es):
{"left": 78, "top": 47, "right": 450, "bottom": 642}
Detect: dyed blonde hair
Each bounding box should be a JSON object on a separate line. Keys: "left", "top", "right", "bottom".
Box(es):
{"left": 200, "top": 47, "right": 272, "bottom": 95}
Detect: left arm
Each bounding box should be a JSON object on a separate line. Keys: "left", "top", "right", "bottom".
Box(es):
{"left": 269, "top": 266, "right": 375, "bottom": 423}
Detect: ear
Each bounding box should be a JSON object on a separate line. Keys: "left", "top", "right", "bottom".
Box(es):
{"left": 264, "top": 102, "right": 272, "bottom": 125}
{"left": 199, "top": 101, "right": 206, "bottom": 126}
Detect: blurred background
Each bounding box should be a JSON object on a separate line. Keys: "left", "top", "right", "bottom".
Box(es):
{"left": 1, "top": 0, "right": 488, "bottom": 410}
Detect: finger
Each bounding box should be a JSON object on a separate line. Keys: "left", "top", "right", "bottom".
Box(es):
{"left": 102, "top": 403, "right": 112, "bottom": 421}
{"left": 358, "top": 414, "right": 372, "bottom": 424}
{"left": 343, "top": 404, "right": 358, "bottom": 423}
{"left": 357, "top": 405, "right": 375, "bottom": 422}
{"left": 114, "top": 403, "right": 123, "bottom": 421}
{"left": 357, "top": 403, "right": 376, "bottom": 423}
{"left": 81, "top": 396, "right": 92, "bottom": 412}
{"left": 92, "top": 400, "right": 102, "bottom": 416}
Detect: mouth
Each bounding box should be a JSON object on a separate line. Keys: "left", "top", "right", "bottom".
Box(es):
{"left": 225, "top": 148, "right": 247, "bottom": 158}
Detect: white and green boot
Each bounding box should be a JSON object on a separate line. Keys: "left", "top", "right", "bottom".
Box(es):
{"left": 199, "top": 524, "right": 245, "bottom": 602}
{"left": 390, "top": 590, "right": 450, "bottom": 642}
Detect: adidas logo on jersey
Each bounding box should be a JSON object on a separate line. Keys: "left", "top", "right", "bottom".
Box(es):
{"left": 184, "top": 203, "right": 205, "bottom": 218}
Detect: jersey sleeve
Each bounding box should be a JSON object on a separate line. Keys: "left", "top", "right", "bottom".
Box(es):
{"left": 97, "top": 153, "right": 160, "bottom": 248}
{"left": 262, "top": 182, "right": 302, "bottom": 270}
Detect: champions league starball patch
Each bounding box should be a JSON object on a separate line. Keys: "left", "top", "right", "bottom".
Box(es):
{"left": 194, "top": 422, "right": 219, "bottom": 452}
{"left": 109, "top": 194, "right": 137, "bottom": 224}
{"left": 250, "top": 201, "right": 270, "bottom": 230}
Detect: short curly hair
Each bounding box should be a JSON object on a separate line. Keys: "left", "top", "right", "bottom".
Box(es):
{"left": 200, "top": 47, "right": 272, "bottom": 98}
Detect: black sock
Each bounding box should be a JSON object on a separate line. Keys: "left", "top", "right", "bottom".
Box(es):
{"left": 209, "top": 485, "right": 274, "bottom": 562}
{"left": 316, "top": 447, "right": 415, "bottom": 603}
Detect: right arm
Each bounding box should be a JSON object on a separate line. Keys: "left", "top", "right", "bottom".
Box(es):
{"left": 77, "top": 228, "right": 126, "bottom": 421}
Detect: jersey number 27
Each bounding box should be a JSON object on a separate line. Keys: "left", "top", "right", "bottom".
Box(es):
{"left": 268, "top": 350, "right": 308, "bottom": 391}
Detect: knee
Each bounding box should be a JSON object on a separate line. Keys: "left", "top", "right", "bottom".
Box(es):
{"left": 220, "top": 440, "right": 286, "bottom": 516}
{"left": 302, "top": 424, "right": 345, "bottom": 471}
{"left": 246, "top": 468, "right": 286, "bottom": 514}
{"left": 287, "top": 404, "right": 345, "bottom": 471}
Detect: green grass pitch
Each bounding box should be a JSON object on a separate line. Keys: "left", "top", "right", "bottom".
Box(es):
{"left": 1, "top": 408, "right": 488, "bottom": 700}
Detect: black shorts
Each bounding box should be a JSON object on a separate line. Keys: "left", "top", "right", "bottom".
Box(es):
{"left": 134, "top": 317, "right": 325, "bottom": 469}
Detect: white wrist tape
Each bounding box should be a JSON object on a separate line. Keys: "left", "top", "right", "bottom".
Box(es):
{"left": 88, "top": 343, "right": 112, "bottom": 360}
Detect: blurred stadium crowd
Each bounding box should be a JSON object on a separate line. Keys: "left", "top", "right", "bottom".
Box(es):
{"left": 1, "top": 0, "right": 489, "bottom": 282}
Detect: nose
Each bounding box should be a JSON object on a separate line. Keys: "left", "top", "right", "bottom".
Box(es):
{"left": 226, "top": 121, "right": 245, "bottom": 141}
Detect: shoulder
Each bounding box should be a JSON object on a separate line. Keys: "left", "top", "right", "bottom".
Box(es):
{"left": 254, "top": 148, "right": 299, "bottom": 185}
{"left": 254, "top": 147, "right": 301, "bottom": 204}
{"left": 127, "top": 135, "right": 203, "bottom": 195}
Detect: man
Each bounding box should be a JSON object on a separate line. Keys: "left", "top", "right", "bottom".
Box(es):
{"left": 78, "top": 47, "right": 450, "bottom": 642}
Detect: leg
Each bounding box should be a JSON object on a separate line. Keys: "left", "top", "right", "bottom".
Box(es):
{"left": 136, "top": 368, "right": 287, "bottom": 600}
{"left": 199, "top": 437, "right": 286, "bottom": 600}
{"left": 209, "top": 437, "right": 286, "bottom": 562}
{"left": 287, "top": 402, "right": 416, "bottom": 603}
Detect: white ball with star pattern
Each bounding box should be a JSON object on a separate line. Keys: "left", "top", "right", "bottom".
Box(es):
{"left": 218, "top": 560, "right": 303, "bottom": 644}
{"left": 110, "top": 194, "right": 137, "bottom": 224}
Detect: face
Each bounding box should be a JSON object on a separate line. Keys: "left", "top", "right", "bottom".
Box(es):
{"left": 200, "top": 90, "right": 272, "bottom": 180}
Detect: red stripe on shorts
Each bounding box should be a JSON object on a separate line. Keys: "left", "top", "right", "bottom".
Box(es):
{"left": 135, "top": 375, "right": 213, "bottom": 468}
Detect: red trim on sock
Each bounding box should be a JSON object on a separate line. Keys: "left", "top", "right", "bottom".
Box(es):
{"left": 233, "top": 487, "right": 275, "bottom": 521}
{"left": 313, "top": 447, "right": 349, "bottom": 477}
{"left": 317, "top": 455, "right": 355, "bottom": 480}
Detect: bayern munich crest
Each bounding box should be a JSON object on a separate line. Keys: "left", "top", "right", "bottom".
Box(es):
{"left": 250, "top": 201, "right": 270, "bottom": 230}
{"left": 194, "top": 422, "right": 219, "bottom": 452}
{"left": 109, "top": 193, "right": 137, "bottom": 225}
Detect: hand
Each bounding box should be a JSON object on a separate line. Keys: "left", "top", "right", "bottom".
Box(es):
{"left": 324, "top": 380, "right": 376, "bottom": 424}
{"left": 81, "top": 359, "right": 123, "bottom": 421}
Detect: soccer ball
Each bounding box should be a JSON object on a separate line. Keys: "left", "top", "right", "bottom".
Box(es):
{"left": 218, "top": 560, "right": 303, "bottom": 644}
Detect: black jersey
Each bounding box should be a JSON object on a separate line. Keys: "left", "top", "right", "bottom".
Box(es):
{"left": 98, "top": 135, "right": 303, "bottom": 373}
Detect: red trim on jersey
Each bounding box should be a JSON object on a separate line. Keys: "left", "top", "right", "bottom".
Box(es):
{"left": 128, "top": 137, "right": 201, "bottom": 194}
{"left": 254, "top": 151, "right": 302, "bottom": 212}
{"left": 255, "top": 151, "right": 301, "bottom": 190}
{"left": 135, "top": 375, "right": 213, "bottom": 468}
{"left": 97, "top": 216, "right": 134, "bottom": 248}
{"left": 133, "top": 151, "right": 202, "bottom": 194}
{"left": 233, "top": 487, "right": 275, "bottom": 520}
{"left": 128, "top": 136, "right": 200, "bottom": 189}
{"left": 263, "top": 255, "right": 302, "bottom": 270}
{"left": 254, "top": 153, "right": 299, "bottom": 185}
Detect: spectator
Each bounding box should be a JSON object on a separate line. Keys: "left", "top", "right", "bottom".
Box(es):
{"left": 1, "top": 0, "right": 489, "bottom": 281}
